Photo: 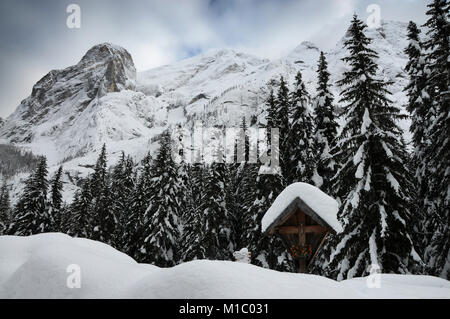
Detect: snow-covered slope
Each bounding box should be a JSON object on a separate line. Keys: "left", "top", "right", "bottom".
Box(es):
{"left": 0, "top": 20, "right": 411, "bottom": 201}
{"left": 137, "top": 20, "right": 410, "bottom": 130}
{"left": 0, "top": 234, "right": 448, "bottom": 299}
{"left": 0, "top": 43, "right": 143, "bottom": 164}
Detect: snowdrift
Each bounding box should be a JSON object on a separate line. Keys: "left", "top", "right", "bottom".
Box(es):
{"left": 0, "top": 234, "right": 449, "bottom": 299}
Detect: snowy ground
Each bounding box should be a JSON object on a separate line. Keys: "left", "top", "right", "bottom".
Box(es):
{"left": 0, "top": 233, "right": 448, "bottom": 299}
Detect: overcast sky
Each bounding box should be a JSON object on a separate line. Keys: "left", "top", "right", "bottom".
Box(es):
{"left": 0, "top": 0, "right": 430, "bottom": 118}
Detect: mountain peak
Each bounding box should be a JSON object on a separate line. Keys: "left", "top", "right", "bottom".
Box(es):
{"left": 79, "top": 43, "right": 133, "bottom": 65}
{"left": 0, "top": 42, "right": 137, "bottom": 146}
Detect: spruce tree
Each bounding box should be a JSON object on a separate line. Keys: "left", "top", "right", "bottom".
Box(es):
{"left": 0, "top": 181, "right": 11, "bottom": 235}
{"left": 265, "top": 84, "right": 284, "bottom": 181}
{"left": 8, "top": 157, "right": 51, "bottom": 235}
{"left": 244, "top": 92, "right": 295, "bottom": 272}
{"left": 48, "top": 166, "right": 64, "bottom": 232}
{"left": 275, "top": 76, "right": 291, "bottom": 180}
{"left": 125, "top": 152, "right": 153, "bottom": 259}
{"left": 136, "top": 131, "right": 182, "bottom": 266}
{"left": 265, "top": 88, "right": 277, "bottom": 144}
{"left": 181, "top": 161, "right": 207, "bottom": 261}
{"left": 405, "top": 21, "right": 431, "bottom": 151}
{"left": 201, "top": 163, "right": 235, "bottom": 260}
{"left": 68, "top": 177, "right": 93, "bottom": 239}
{"left": 314, "top": 52, "right": 339, "bottom": 195}
{"left": 316, "top": 15, "right": 422, "bottom": 280}
{"left": 197, "top": 137, "right": 235, "bottom": 260}
{"left": 421, "top": 0, "right": 450, "bottom": 278}
{"left": 233, "top": 117, "right": 258, "bottom": 249}
{"left": 288, "top": 71, "right": 316, "bottom": 185}
{"left": 90, "top": 144, "right": 115, "bottom": 245}
{"left": 111, "top": 152, "right": 135, "bottom": 250}
{"left": 404, "top": 21, "right": 430, "bottom": 257}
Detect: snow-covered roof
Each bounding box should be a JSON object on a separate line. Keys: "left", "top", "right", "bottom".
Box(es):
{"left": 262, "top": 183, "right": 343, "bottom": 234}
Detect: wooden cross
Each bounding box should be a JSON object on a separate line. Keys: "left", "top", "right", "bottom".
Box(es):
{"left": 276, "top": 209, "right": 328, "bottom": 273}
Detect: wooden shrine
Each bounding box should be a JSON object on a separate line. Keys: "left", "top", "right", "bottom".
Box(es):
{"left": 262, "top": 196, "right": 338, "bottom": 273}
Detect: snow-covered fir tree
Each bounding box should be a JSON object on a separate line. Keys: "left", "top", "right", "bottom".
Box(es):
{"left": 421, "top": 0, "right": 450, "bottom": 279}
{"left": 288, "top": 71, "right": 316, "bottom": 185}
{"left": 0, "top": 181, "right": 11, "bottom": 235}
{"left": 403, "top": 21, "right": 430, "bottom": 256}
{"left": 314, "top": 15, "right": 422, "bottom": 280}
{"left": 137, "top": 130, "right": 182, "bottom": 266}
{"left": 48, "top": 166, "right": 64, "bottom": 232}
{"left": 89, "top": 144, "right": 115, "bottom": 245}
{"left": 199, "top": 141, "right": 235, "bottom": 260}
{"left": 68, "top": 177, "right": 93, "bottom": 239}
{"left": 313, "top": 52, "right": 339, "bottom": 195}
{"left": 242, "top": 92, "right": 295, "bottom": 272}
{"left": 275, "top": 77, "right": 291, "bottom": 179}
{"left": 265, "top": 88, "right": 277, "bottom": 141}
{"left": 111, "top": 152, "right": 135, "bottom": 250}
{"left": 181, "top": 161, "right": 207, "bottom": 261}
{"left": 8, "top": 157, "right": 51, "bottom": 235}
{"left": 125, "top": 152, "right": 152, "bottom": 259}
{"left": 231, "top": 117, "right": 259, "bottom": 249}
{"left": 404, "top": 21, "right": 432, "bottom": 151}
{"left": 264, "top": 85, "right": 284, "bottom": 182}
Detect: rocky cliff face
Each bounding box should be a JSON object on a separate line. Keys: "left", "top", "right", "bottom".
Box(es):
{"left": 0, "top": 43, "right": 136, "bottom": 145}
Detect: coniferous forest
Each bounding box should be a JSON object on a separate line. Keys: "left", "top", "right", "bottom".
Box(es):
{"left": 0, "top": 2, "right": 448, "bottom": 281}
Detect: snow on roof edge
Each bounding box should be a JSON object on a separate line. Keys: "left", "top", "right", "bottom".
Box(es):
{"left": 261, "top": 182, "right": 343, "bottom": 234}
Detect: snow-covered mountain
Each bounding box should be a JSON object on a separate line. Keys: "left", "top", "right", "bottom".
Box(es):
{"left": 0, "top": 43, "right": 140, "bottom": 163}
{"left": 0, "top": 20, "right": 411, "bottom": 201}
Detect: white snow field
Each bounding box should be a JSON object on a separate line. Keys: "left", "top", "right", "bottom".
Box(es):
{"left": 0, "top": 234, "right": 449, "bottom": 299}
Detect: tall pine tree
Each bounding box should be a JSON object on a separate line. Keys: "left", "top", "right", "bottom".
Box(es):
{"left": 314, "top": 52, "right": 339, "bottom": 195}
{"left": 67, "top": 176, "right": 93, "bottom": 239}
{"left": 275, "top": 76, "right": 291, "bottom": 180}
{"left": 0, "top": 181, "right": 11, "bottom": 235}
{"left": 314, "top": 15, "right": 422, "bottom": 280}
{"left": 8, "top": 157, "right": 51, "bottom": 235}
{"left": 111, "top": 153, "right": 135, "bottom": 250}
{"left": 244, "top": 92, "right": 296, "bottom": 272}
{"left": 233, "top": 117, "right": 259, "bottom": 250}
{"left": 288, "top": 71, "right": 316, "bottom": 185}
{"left": 199, "top": 159, "right": 235, "bottom": 260}
{"left": 181, "top": 161, "right": 207, "bottom": 261}
{"left": 136, "top": 131, "right": 182, "bottom": 266}
{"left": 421, "top": 0, "right": 450, "bottom": 279}
{"left": 125, "top": 152, "right": 153, "bottom": 259}
{"left": 90, "top": 144, "right": 115, "bottom": 245}
{"left": 48, "top": 166, "right": 64, "bottom": 232}
{"left": 404, "top": 21, "right": 430, "bottom": 257}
